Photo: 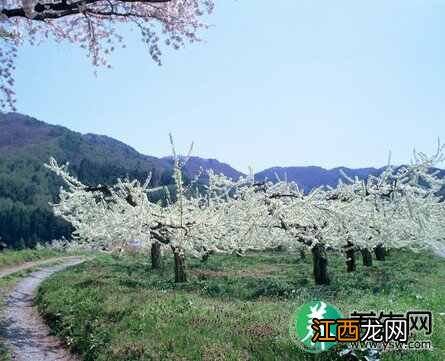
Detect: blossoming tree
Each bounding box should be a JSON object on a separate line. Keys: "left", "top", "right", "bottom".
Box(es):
{"left": 0, "top": 0, "right": 214, "bottom": 108}
{"left": 45, "top": 136, "right": 266, "bottom": 283}
{"left": 45, "top": 140, "right": 445, "bottom": 286}
{"left": 227, "top": 142, "right": 445, "bottom": 285}
{"left": 330, "top": 141, "right": 445, "bottom": 268}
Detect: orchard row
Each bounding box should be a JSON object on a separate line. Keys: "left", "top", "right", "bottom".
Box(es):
{"left": 45, "top": 139, "right": 445, "bottom": 284}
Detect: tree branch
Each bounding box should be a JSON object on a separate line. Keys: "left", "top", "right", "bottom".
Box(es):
{"left": 1, "top": 0, "right": 171, "bottom": 21}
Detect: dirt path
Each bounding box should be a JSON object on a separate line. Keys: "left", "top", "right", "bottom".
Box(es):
{"left": 1, "top": 257, "right": 85, "bottom": 361}
{"left": 0, "top": 256, "right": 84, "bottom": 279}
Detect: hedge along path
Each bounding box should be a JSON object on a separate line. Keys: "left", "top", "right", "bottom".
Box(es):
{"left": 0, "top": 257, "right": 86, "bottom": 361}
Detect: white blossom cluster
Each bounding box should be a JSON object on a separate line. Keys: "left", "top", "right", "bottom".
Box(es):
{"left": 44, "top": 141, "right": 445, "bottom": 260}
{"left": 0, "top": 0, "right": 215, "bottom": 109}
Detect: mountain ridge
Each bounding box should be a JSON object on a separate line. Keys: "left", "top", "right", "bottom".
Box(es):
{"left": 4, "top": 112, "right": 436, "bottom": 182}
{"left": 0, "top": 112, "right": 443, "bottom": 248}
{"left": 254, "top": 165, "right": 385, "bottom": 192}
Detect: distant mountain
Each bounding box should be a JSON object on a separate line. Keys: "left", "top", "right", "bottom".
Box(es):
{"left": 0, "top": 112, "right": 66, "bottom": 151}
{"left": 254, "top": 166, "right": 383, "bottom": 192}
{"left": 0, "top": 111, "right": 443, "bottom": 249}
{"left": 255, "top": 165, "right": 445, "bottom": 198}
{"left": 0, "top": 112, "right": 174, "bottom": 249}
{"left": 162, "top": 156, "right": 245, "bottom": 183}
{"left": 0, "top": 113, "right": 173, "bottom": 183}
{"left": 0, "top": 112, "right": 248, "bottom": 248}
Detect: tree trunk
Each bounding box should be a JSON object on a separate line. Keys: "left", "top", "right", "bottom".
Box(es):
{"left": 374, "top": 244, "right": 385, "bottom": 261}
{"left": 201, "top": 250, "right": 214, "bottom": 263}
{"left": 151, "top": 242, "right": 161, "bottom": 270}
{"left": 361, "top": 248, "right": 373, "bottom": 267}
{"left": 299, "top": 248, "right": 306, "bottom": 261}
{"left": 173, "top": 248, "right": 187, "bottom": 283}
{"left": 312, "top": 243, "right": 330, "bottom": 285}
{"left": 345, "top": 242, "right": 356, "bottom": 272}
{"left": 275, "top": 245, "right": 285, "bottom": 252}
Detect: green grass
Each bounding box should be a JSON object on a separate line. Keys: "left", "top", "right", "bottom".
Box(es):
{"left": 0, "top": 248, "right": 64, "bottom": 269}
{"left": 0, "top": 249, "right": 84, "bottom": 361}
{"left": 36, "top": 250, "right": 445, "bottom": 361}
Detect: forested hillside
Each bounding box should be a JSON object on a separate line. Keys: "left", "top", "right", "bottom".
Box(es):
{"left": 1, "top": 112, "right": 443, "bottom": 249}
{"left": 0, "top": 113, "right": 246, "bottom": 249}
{"left": 0, "top": 113, "right": 174, "bottom": 248}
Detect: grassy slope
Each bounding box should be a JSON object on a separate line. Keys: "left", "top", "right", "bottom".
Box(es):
{"left": 0, "top": 249, "right": 63, "bottom": 269}
{"left": 37, "top": 251, "right": 444, "bottom": 361}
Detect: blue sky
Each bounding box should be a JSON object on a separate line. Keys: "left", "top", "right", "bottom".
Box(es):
{"left": 14, "top": 0, "right": 445, "bottom": 173}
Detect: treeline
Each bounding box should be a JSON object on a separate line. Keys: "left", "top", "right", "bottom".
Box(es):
{"left": 0, "top": 198, "right": 73, "bottom": 249}
{"left": 0, "top": 114, "right": 182, "bottom": 250}
{"left": 0, "top": 156, "right": 177, "bottom": 249}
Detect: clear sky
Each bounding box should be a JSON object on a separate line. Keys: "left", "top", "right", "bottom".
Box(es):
{"left": 13, "top": 0, "right": 445, "bottom": 173}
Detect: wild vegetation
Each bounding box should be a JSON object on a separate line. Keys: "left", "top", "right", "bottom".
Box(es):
{"left": 36, "top": 250, "right": 444, "bottom": 361}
